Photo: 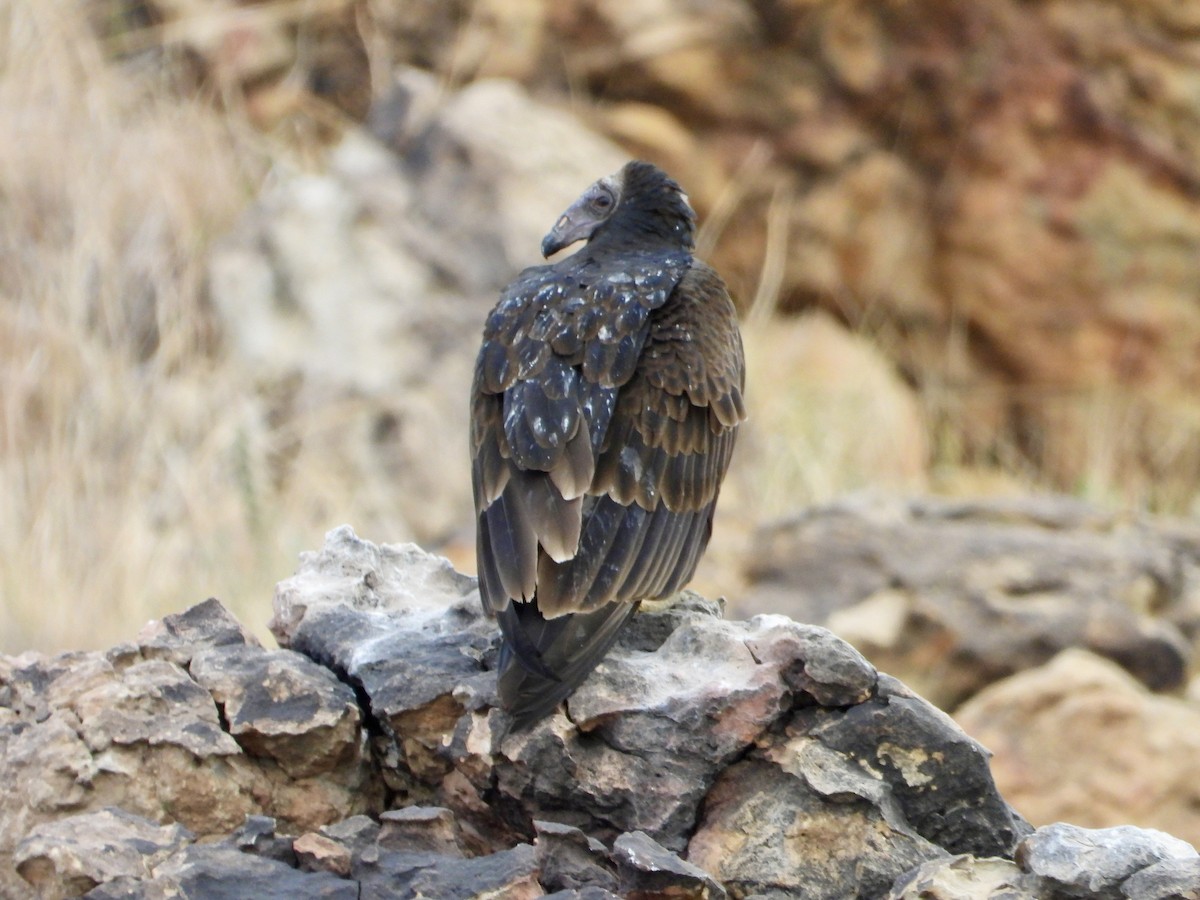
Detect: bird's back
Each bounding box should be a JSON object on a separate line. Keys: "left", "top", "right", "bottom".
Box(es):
{"left": 471, "top": 162, "right": 745, "bottom": 729}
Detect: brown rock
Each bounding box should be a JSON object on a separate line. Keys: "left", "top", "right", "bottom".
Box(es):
{"left": 736, "top": 312, "right": 927, "bottom": 508}
{"left": 189, "top": 644, "right": 364, "bottom": 779}
{"left": 687, "top": 757, "right": 940, "bottom": 899}
{"left": 293, "top": 831, "right": 353, "bottom": 877}
{"left": 956, "top": 649, "right": 1200, "bottom": 847}
{"left": 0, "top": 599, "right": 383, "bottom": 899}
{"left": 15, "top": 807, "right": 193, "bottom": 900}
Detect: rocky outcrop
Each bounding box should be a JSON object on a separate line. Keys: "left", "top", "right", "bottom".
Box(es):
{"left": 0, "top": 598, "right": 384, "bottom": 899}
{"left": 145, "top": 0, "right": 1200, "bottom": 494}
{"left": 5, "top": 528, "right": 1199, "bottom": 898}
{"left": 738, "top": 493, "right": 1200, "bottom": 709}
{"left": 957, "top": 649, "right": 1200, "bottom": 848}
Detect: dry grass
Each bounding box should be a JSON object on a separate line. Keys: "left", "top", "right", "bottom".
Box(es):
{"left": 0, "top": 1, "right": 289, "bottom": 651}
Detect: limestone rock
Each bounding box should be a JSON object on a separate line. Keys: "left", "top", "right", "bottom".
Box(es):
{"left": 0, "top": 598, "right": 383, "bottom": 900}
{"left": 271, "top": 527, "right": 1026, "bottom": 896}
{"left": 15, "top": 808, "right": 193, "bottom": 900}
{"left": 739, "top": 494, "right": 1195, "bottom": 708}
{"left": 956, "top": 650, "right": 1200, "bottom": 848}
{"left": 612, "top": 831, "right": 725, "bottom": 899}
{"left": 8, "top": 528, "right": 1200, "bottom": 898}
{"left": 1016, "top": 822, "right": 1199, "bottom": 899}
{"left": 887, "top": 854, "right": 1040, "bottom": 899}
{"left": 189, "top": 644, "right": 364, "bottom": 779}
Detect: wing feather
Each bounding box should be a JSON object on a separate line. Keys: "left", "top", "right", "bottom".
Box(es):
{"left": 472, "top": 249, "right": 745, "bottom": 727}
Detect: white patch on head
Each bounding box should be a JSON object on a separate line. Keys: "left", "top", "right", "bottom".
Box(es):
{"left": 600, "top": 174, "right": 622, "bottom": 204}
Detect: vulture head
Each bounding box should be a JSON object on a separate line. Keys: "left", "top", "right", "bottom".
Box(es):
{"left": 541, "top": 160, "right": 697, "bottom": 258}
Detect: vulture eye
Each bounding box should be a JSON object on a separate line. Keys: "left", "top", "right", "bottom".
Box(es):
{"left": 591, "top": 190, "right": 614, "bottom": 212}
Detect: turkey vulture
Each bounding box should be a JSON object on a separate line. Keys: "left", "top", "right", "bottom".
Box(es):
{"left": 470, "top": 160, "right": 746, "bottom": 728}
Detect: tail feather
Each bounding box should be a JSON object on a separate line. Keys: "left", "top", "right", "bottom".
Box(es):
{"left": 497, "top": 599, "right": 640, "bottom": 730}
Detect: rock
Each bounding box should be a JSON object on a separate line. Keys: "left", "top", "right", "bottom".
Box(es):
{"left": 739, "top": 312, "right": 928, "bottom": 503}
{"left": 0, "top": 598, "right": 383, "bottom": 900}
{"left": 886, "top": 854, "right": 1039, "bottom": 899}
{"left": 294, "top": 832, "right": 354, "bottom": 877}
{"left": 353, "top": 844, "right": 543, "bottom": 900}
{"left": 738, "top": 494, "right": 1195, "bottom": 708}
{"left": 612, "top": 831, "right": 726, "bottom": 899}
{"left": 534, "top": 821, "right": 617, "bottom": 894}
{"left": 687, "top": 669, "right": 1028, "bottom": 898}
{"left": 271, "top": 527, "right": 1026, "bottom": 896}
{"left": 189, "top": 644, "right": 365, "bottom": 778}
{"left": 14, "top": 808, "right": 193, "bottom": 900}
{"left": 955, "top": 650, "right": 1200, "bottom": 848}
{"left": 9, "top": 528, "right": 1200, "bottom": 898}
{"left": 137, "top": 843, "right": 360, "bottom": 900}
{"left": 135, "top": 597, "right": 262, "bottom": 667}
{"left": 1016, "top": 822, "right": 1199, "bottom": 899}
{"left": 268, "top": 526, "right": 494, "bottom": 791}
{"left": 232, "top": 815, "right": 297, "bottom": 864}
{"left": 1121, "top": 858, "right": 1200, "bottom": 900}
{"left": 319, "top": 815, "right": 382, "bottom": 858}
{"left": 688, "top": 754, "right": 943, "bottom": 899}
{"left": 378, "top": 807, "right": 464, "bottom": 856}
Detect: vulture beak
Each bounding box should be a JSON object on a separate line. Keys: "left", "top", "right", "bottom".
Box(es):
{"left": 541, "top": 175, "right": 620, "bottom": 258}
{"left": 541, "top": 207, "right": 595, "bottom": 258}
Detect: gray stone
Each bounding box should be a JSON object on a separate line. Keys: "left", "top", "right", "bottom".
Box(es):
{"left": 688, "top": 757, "right": 945, "bottom": 899}
{"left": 740, "top": 494, "right": 1194, "bottom": 708}
{"left": 378, "top": 806, "right": 464, "bottom": 856}
{"left": 534, "top": 820, "right": 617, "bottom": 894}
{"left": 151, "top": 844, "right": 359, "bottom": 899}
{"left": 232, "top": 815, "right": 297, "bottom": 864}
{"left": 269, "top": 525, "right": 494, "bottom": 786}
{"left": 136, "top": 597, "right": 260, "bottom": 667}
{"left": 612, "top": 830, "right": 726, "bottom": 899}
{"left": 791, "top": 674, "right": 1030, "bottom": 857}
{"left": 1121, "top": 857, "right": 1200, "bottom": 899}
{"left": 1016, "top": 823, "right": 1199, "bottom": 898}
{"left": 10, "top": 525, "right": 1200, "bottom": 900}
{"left": 189, "top": 644, "right": 364, "bottom": 778}
{"left": 0, "top": 599, "right": 385, "bottom": 899}
{"left": 268, "top": 528, "right": 1030, "bottom": 899}
{"left": 355, "top": 844, "right": 542, "bottom": 900}
{"left": 319, "top": 814, "right": 382, "bottom": 858}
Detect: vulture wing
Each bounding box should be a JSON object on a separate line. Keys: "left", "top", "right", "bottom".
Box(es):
{"left": 471, "top": 168, "right": 745, "bottom": 729}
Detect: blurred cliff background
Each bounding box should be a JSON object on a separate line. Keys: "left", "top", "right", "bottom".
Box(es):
{"left": 8, "top": 0, "right": 1200, "bottom": 653}
{"left": 6, "top": 0, "right": 1200, "bottom": 846}
{"left": 5, "top": 0, "right": 1200, "bottom": 643}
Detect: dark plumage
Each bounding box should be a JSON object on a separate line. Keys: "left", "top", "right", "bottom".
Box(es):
{"left": 471, "top": 160, "right": 746, "bottom": 728}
